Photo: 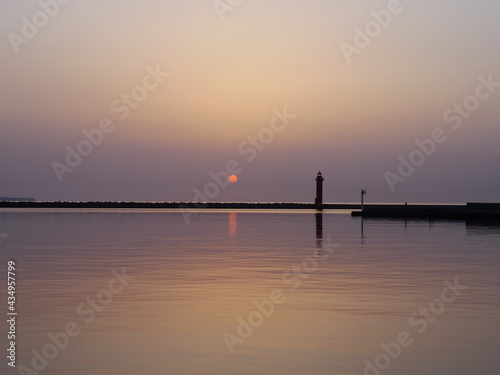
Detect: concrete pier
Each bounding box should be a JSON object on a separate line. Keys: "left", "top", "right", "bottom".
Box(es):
{"left": 351, "top": 203, "right": 500, "bottom": 219}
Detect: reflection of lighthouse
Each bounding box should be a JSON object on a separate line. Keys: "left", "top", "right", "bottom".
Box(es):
{"left": 314, "top": 171, "right": 324, "bottom": 205}
{"left": 315, "top": 212, "right": 323, "bottom": 247}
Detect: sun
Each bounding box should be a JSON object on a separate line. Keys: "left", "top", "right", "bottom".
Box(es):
{"left": 229, "top": 175, "right": 238, "bottom": 183}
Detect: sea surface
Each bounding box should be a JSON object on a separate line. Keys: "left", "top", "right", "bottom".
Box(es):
{"left": 0, "top": 208, "right": 499, "bottom": 375}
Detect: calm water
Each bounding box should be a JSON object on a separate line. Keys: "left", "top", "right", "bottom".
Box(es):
{"left": 0, "top": 209, "right": 499, "bottom": 375}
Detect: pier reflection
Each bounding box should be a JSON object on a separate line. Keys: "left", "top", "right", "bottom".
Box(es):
{"left": 465, "top": 219, "right": 500, "bottom": 235}
{"left": 361, "top": 217, "right": 364, "bottom": 243}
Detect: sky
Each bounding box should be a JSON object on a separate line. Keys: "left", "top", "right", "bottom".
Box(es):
{"left": 1, "top": 0, "right": 499, "bottom": 203}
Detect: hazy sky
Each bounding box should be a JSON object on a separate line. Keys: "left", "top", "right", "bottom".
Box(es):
{"left": 1, "top": 0, "right": 499, "bottom": 203}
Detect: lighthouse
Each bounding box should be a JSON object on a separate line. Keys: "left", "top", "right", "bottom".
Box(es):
{"left": 315, "top": 171, "right": 324, "bottom": 205}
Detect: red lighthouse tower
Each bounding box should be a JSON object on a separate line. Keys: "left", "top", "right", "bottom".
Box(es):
{"left": 315, "top": 171, "right": 324, "bottom": 205}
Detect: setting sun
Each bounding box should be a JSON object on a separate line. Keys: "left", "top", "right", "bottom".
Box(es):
{"left": 229, "top": 175, "right": 238, "bottom": 183}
